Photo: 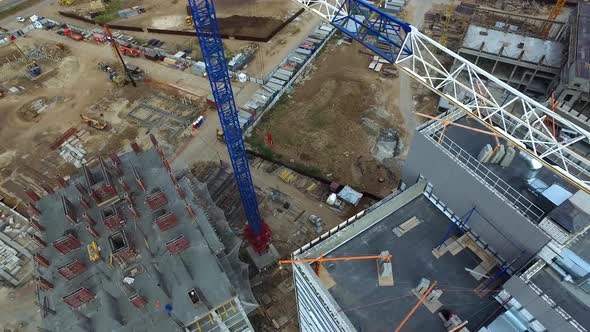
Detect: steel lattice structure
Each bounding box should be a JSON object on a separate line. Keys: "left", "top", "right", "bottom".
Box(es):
{"left": 188, "top": 0, "right": 270, "bottom": 253}
{"left": 295, "top": 0, "right": 590, "bottom": 193}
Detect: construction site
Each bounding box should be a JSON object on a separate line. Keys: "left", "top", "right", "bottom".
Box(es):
{"left": 0, "top": 0, "right": 589, "bottom": 331}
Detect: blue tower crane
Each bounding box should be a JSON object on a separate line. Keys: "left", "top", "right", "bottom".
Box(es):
{"left": 188, "top": 0, "right": 270, "bottom": 253}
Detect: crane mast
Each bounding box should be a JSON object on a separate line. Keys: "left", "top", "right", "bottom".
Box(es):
{"left": 188, "top": 0, "right": 270, "bottom": 253}
{"left": 294, "top": 0, "right": 590, "bottom": 193}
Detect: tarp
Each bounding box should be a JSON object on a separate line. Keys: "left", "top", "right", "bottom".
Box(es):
{"left": 337, "top": 186, "right": 363, "bottom": 206}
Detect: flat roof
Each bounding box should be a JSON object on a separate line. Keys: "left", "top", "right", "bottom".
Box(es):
{"left": 36, "top": 148, "right": 250, "bottom": 331}
{"left": 530, "top": 267, "right": 590, "bottom": 330}
{"left": 425, "top": 115, "right": 577, "bottom": 221}
{"left": 300, "top": 194, "right": 503, "bottom": 331}
{"left": 569, "top": 225, "right": 590, "bottom": 263}
{"left": 462, "top": 24, "right": 564, "bottom": 67}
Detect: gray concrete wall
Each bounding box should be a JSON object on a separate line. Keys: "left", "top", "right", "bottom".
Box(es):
{"left": 503, "top": 275, "right": 579, "bottom": 332}
{"left": 401, "top": 131, "right": 550, "bottom": 268}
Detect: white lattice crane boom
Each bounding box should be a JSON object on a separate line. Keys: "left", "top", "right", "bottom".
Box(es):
{"left": 293, "top": 0, "right": 590, "bottom": 193}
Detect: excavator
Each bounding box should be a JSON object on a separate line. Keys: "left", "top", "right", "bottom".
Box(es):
{"left": 97, "top": 62, "right": 130, "bottom": 87}
{"left": 9, "top": 37, "right": 41, "bottom": 77}
{"left": 80, "top": 115, "right": 107, "bottom": 130}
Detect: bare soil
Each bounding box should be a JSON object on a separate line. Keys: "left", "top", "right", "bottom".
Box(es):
{"left": 250, "top": 41, "right": 407, "bottom": 197}
{"left": 0, "top": 33, "right": 195, "bottom": 204}
{"left": 218, "top": 15, "right": 282, "bottom": 38}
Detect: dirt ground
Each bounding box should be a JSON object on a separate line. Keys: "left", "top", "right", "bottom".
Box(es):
{"left": 250, "top": 41, "right": 407, "bottom": 197}
{"left": 0, "top": 32, "right": 207, "bottom": 204}
{"left": 26, "top": 0, "right": 319, "bottom": 79}
{"left": 0, "top": 281, "right": 40, "bottom": 332}
{"left": 106, "top": 1, "right": 288, "bottom": 39}
{"left": 218, "top": 15, "right": 282, "bottom": 38}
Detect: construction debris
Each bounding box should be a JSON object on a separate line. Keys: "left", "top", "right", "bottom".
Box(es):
{"left": 0, "top": 202, "right": 34, "bottom": 287}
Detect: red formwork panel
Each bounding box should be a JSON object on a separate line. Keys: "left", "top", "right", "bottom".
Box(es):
{"left": 129, "top": 294, "right": 147, "bottom": 309}
{"left": 145, "top": 190, "right": 168, "bottom": 210}
{"left": 33, "top": 253, "right": 50, "bottom": 268}
{"left": 53, "top": 234, "right": 82, "bottom": 254}
{"left": 113, "top": 246, "right": 137, "bottom": 263}
{"left": 155, "top": 212, "right": 177, "bottom": 232}
{"left": 38, "top": 277, "right": 53, "bottom": 290}
{"left": 102, "top": 207, "right": 125, "bottom": 231}
{"left": 103, "top": 214, "right": 124, "bottom": 231}
{"left": 63, "top": 288, "right": 95, "bottom": 308}
{"left": 166, "top": 235, "right": 190, "bottom": 255}
{"left": 58, "top": 260, "right": 87, "bottom": 280}
{"left": 92, "top": 183, "right": 117, "bottom": 201}
{"left": 62, "top": 196, "right": 77, "bottom": 225}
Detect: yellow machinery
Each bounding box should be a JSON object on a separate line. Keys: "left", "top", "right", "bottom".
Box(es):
{"left": 111, "top": 74, "right": 129, "bottom": 87}
{"left": 87, "top": 241, "right": 100, "bottom": 262}
{"left": 547, "top": 0, "right": 567, "bottom": 20}
{"left": 542, "top": 0, "right": 567, "bottom": 35}
{"left": 216, "top": 128, "right": 225, "bottom": 142}
{"left": 80, "top": 115, "right": 108, "bottom": 130}
{"left": 439, "top": 0, "right": 456, "bottom": 47}
{"left": 59, "top": 0, "right": 75, "bottom": 5}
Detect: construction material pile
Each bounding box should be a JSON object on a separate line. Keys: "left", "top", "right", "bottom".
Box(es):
{"left": 471, "top": 0, "right": 546, "bottom": 16}
{"left": 422, "top": 3, "right": 473, "bottom": 50}
{"left": 0, "top": 206, "right": 33, "bottom": 287}
{"left": 58, "top": 129, "right": 90, "bottom": 168}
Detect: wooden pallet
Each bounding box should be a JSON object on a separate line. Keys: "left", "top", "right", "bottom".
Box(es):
{"left": 392, "top": 216, "right": 422, "bottom": 237}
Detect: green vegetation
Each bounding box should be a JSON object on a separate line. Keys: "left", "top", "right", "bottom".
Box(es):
{"left": 0, "top": 0, "right": 42, "bottom": 20}
{"left": 248, "top": 135, "right": 275, "bottom": 160}
{"left": 247, "top": 93, "right": 324, "bottom": 179}
{"left": 94, "top": 0, "right": 123, "bottom": 25}
{"left": 292, "top": 161, "right": 322, "bottom": 178}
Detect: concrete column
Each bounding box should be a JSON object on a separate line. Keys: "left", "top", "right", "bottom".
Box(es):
{"left": 491, "top": 59, "right": 499, "bottom": 75}
{"left": 508, "top": 64, "right": 519, "bottom": 83}
{"left": 580, "top": 99, "right": 590, "bottom": 118}
{"left": 566, "top": 90, "right": 582, "bottom": 110}
{"left": 524, "top": 68, "right": 540, "bottom": 94}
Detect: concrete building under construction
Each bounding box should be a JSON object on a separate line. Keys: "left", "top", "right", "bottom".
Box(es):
{"left": 29, "top": 140, "right": 255, "bottom": 332}
{"left": 291, "top": 113, "right": 590, "bottom": 332}
{"left": 446, "top": 2, "right": 590, "bottom": 131}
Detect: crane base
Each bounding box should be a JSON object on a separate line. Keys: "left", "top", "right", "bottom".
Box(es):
{"left": 246, "top": 244, "right": 279, "bottom": 271}
{"left": 244, "top": 221, "right": 271, "bottom": 254}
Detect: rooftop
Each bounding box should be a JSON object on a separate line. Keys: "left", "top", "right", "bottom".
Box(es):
{"left": 530, "top": 267, "right": 590, "bottom": 330}
{"left": 420, "top": 114, "right": 579, "bottom": 223}
{"left": 462, "top": 24, "right": 564, "bottom": 67}
{"left": 295, "top": 184, "right": 505, "bottom": 331}
{"left": 33, "top": 146, "right": 253, "bottom": 332}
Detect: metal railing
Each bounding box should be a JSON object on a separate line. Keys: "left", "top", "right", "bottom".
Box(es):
{"left": 421, "top": 124, "right": 545, "bottom": 222}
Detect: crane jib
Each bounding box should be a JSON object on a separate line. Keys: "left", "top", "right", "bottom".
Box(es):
{"left": 294, "top": 0, "right": 590, "bottom": 193}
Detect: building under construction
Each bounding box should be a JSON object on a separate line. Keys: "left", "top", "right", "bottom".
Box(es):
{"left": 29, "top": 140, "right": 256, "bottom": 331}
{"left": 291, "top": 113, "right": 590, "bottom": 331}
{"left": 441, "top": 2, "right": 590, "bottom": 132}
